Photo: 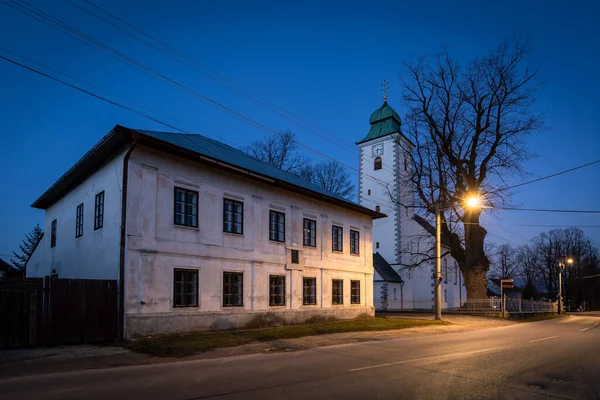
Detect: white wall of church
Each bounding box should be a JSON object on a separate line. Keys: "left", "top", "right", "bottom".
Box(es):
{"left": 27, "top": 150, "right": 125, "bottom": 280}
{"left": 124, "top": 146, "right": 375, "bottom": 337}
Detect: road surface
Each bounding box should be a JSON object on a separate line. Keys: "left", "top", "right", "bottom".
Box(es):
{"left": 1, "top": 314, "right": 598, "bottom": 399}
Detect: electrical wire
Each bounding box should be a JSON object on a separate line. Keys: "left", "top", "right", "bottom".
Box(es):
{"left": 3, "top": 0, "right": 395, "bottom": 192}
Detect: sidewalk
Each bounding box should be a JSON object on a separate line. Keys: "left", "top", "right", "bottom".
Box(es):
{"left": 0, "top": 314, "right": 514, "bottom": 380}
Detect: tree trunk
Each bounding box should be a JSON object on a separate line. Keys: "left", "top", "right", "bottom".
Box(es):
{"left": 462, "top": 210, "right": 490, "bottom": 299}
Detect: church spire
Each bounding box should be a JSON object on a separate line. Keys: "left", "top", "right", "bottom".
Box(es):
{"left": 381, "top": 79, "right": 389, "bottom": 102}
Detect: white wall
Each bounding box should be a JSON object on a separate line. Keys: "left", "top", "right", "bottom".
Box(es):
{"left": 27, "top": 151, "right": 125, "bottom": 280}
{"left": 124, "top": 146, "right": 375, "bottom": 334}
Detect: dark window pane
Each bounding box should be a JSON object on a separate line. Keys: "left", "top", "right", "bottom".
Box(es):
{"left": 173, "top": 268, "right": 198, "bottom": 307}
{"left": 174, "top": 188, "right": 199, "bottom": 228}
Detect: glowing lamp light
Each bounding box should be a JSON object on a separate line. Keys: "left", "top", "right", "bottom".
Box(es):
{"left": 566, "top": 258, "right": 574, "bottom": 265}
{"left": 466, "top": 197, "right": 480, "bottom": 208}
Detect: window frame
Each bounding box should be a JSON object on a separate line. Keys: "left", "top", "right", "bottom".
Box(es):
{"left": 269, "top": 210, "right": 285, "bottom": 242}
{"left": 332, "top": 279, "right": 344, "bottom": 305}
{"left": 350, "top": 230, "right": 360, "bottom": 255}
{"left": 223, "top": 198, "right": 244, "bottom": 235}
{"left": 454, "top": 262, "right": 458, "bottom": 285}
{"left": 50, "top": 219, "right": 57, "bottom": 248}
{"left": 303, "top": 218, "right": 317, "bottom": 247}
{"left": 332, "top": 225, "right": 343, "bottom": 252}
{"left": 269, "top": 275, "right": 286, "bottom": 306}
{"left": 223, "top": 271, "right": 244, "bottom": 307}
{"left": 303, "top": 277, "right": 317, "bottom": 305}
{"left": 374, "top": 156, "right": 382, "bottom": 170}
{"left": 75, "top": 203, "right": 84, "bottom": 238}
{"left": 174, "top": 187, "right": 199, "bottom": 228}
{"left": 351, "top": 280, "right": 360, "bottom": 304}
{"left": 94, "top": 191, "right": 105, "bottom": 230}
{"left": 173, "top": 268, "right": 199, "bottom": 308}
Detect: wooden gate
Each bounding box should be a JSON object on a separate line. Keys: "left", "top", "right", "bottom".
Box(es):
{"left": 0, "top": 277, "right": 118, "bottom": 347}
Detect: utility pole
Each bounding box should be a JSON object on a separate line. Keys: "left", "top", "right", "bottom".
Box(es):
{"left": 435, "top": 203, "right": 442, "bottom": 320}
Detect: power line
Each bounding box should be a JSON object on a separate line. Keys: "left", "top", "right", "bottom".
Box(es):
{"left": 3, "top": 0, "right": 394, "bottom": 193}
{"left": 494, "top": 159, "right": 600, "bottom": 193}
{"left": 514, "top": 224, "right": 600, "bottom": 228}
{"left": 493, "top": 207, "right": 600, "bottom": 214}
{"left": 69, "top": 0, "right": 398, "bottom": 175}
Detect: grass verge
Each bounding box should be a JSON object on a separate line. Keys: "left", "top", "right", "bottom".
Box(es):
{"left": 127, "top": 317, "right": 449, "bottom": 358}
{"left": 516, "top": 314, "right": 567, "bottom": 323}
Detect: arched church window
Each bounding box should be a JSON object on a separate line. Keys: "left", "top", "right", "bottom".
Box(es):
{"left": 404, "top": 158, "right": 408, "bottom": 171}
{"left": 454, "top": 261, "right": 458, "bottom": 284}
{"left": 368, "top": 189, "right": 371, "bottom": 195}
{"left": 443, "top": 259, "right": 448, "bottom": 284}
{"left": 376, "top": 242, "right": 379, "bottom": 249}
{"left": 374, "top": 157, "right": 382, "bottom": 170}
{"left": 375, "top": 205, "right": 380, "bottom": 213}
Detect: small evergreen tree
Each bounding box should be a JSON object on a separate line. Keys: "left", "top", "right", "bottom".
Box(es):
{"left": 11, "top": 223, "right": 44, "bottom": 276}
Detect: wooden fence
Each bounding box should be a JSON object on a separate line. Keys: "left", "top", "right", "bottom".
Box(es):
{"left": 0, "top": 277, "right": 117, "bottom": 348}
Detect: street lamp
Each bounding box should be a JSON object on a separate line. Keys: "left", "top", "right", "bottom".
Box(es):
{"left": 558, "top": 257, "right": 574, "bottom": 314}
{"left": 434, "top": 195, "right": 481, "bottom": 320}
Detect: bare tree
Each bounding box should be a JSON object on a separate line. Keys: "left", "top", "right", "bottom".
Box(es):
{"left": 515, "top": 243, "right": 540, "bottom": 298}
{"left": 488, "top": 244, "right": 520, "bottom": 280}
{"left": 300, "top": 161, "right": 355, "bottom": 199}
{"left": 246, "top": 130, "right": 309, "bottom": 174}
{"left": 396, "top": 35, "right": 543, "bottom": 299}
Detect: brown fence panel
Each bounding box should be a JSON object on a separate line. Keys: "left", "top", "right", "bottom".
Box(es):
{"left": 47, "top": 278, "right": 118, "bottom": 345}
{"left": 0, "top": 279, "right": 43, "bottom": 348}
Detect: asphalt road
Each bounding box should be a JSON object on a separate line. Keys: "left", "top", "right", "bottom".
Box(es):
{"left": 1, "top": 315, "right": 599, "bottom": 400}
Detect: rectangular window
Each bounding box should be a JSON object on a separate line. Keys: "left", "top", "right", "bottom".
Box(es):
{"left": 351, "top": 280, "right": 360, "bottom": 304}
{"left": 173, "top": 268, "right": 198, "bottom": 307}
{"left": 291, "top": 249, "right": 299, "bottom": 264}
{"left": 223, "top": 199, "right": 243, "bottom": 234}
{"left": 223, "top": 271, "right": 243, "bottom": 307}
{"left": 269, "top": 275, "right": 286, "bottom": 306}
{"left": 444, "top": 289, "right": 448, "bottom": 302}
{"left": 332, "top": 279, "right": 343, "bottom": 305}
{"left": 75, "top": 203, "right": 84, "bottom": 237}
{"left": 269, "top": 210, "right": 285, "bottom": 242}
{"left": 332, "top": 225, "right": 343, "bottom": 252}
{"left": 443, "top": 261, "right": 448, "bottom": 284}
{"left": 94, "top": 191, "right": 105, "bottom": 230}
{"left": 350, "top": 230, "right": 360, "bottom": 255}
{"left": 303, "top": 277, "right": 317, "bottom": 305}
{"left": 174, "top": 187, "right": 198, "bottom": 228}
{"left": 303, "top": 218, "right": 317, "bottom": 247}
{"left": 50, "top": 219, "right": 57, "bottom": 248}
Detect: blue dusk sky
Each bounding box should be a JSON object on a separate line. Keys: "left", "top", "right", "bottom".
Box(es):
{"left": 1, "top": 0, "right": 599, "bottom": 263}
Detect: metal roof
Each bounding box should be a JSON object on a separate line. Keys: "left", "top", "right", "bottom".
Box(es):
{"left": 32, "top": 125, "right": 386, "bottom": 220}
{"left": 373, "top": 252, "right": 403, "bottom": 283}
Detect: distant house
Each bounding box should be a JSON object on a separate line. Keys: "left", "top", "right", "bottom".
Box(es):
{"left": 0, "top": 258, "right": 11, "bottom": 280}
{"left": 487, "top": 279, "right": 523, "bottom": 300}
{"left": 373, "top": 252, "right": 403, "bottom": 310}
{"left": 27, "top": 125, "right": 385, "bottom": 338}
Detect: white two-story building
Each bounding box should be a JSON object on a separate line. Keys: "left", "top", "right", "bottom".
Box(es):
{"left": 27, "top": 125, "right": 384, "bottom": 338}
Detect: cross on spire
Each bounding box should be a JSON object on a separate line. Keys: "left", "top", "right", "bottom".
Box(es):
{"left": 381, "top": 79, "right": 389, "bottom": 102}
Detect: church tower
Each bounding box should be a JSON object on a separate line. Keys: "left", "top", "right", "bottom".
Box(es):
{"left": 356, "top": 88, "right": 414, "bottom": 267}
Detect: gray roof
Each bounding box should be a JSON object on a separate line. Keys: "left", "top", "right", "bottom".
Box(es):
{"left": 373, "top": 252, "right": 403, "bottom": 283}
{"left": 413, "top": 214, "right": 452, "bottom": 247}
{"left": 32, "top": 125, "right": 386, "bottom": 220}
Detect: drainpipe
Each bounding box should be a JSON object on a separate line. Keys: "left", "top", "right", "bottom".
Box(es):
{"left": 118, "top": 136, "right": 138, "bottom": 340}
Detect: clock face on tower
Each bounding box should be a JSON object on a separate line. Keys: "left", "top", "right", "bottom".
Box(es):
{"left": 372, "top": 144, "right": 384, "bottom": 157}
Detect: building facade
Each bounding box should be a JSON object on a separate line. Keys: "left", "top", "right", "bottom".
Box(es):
{"left": 28, "top": 126, "right": 383, "bottom": 338}
{"left": 357, "top": 100, "right": 466, "bottom": 310}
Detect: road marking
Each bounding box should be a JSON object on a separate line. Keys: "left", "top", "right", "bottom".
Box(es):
{"left": 349, "top": 346, "right": 511, "bottom": 372}
{"left": 528, "top": 336, "right": 558, "bottom": 343}
{"left": 580, "top": 323, "right": 599, "bottom": 332}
